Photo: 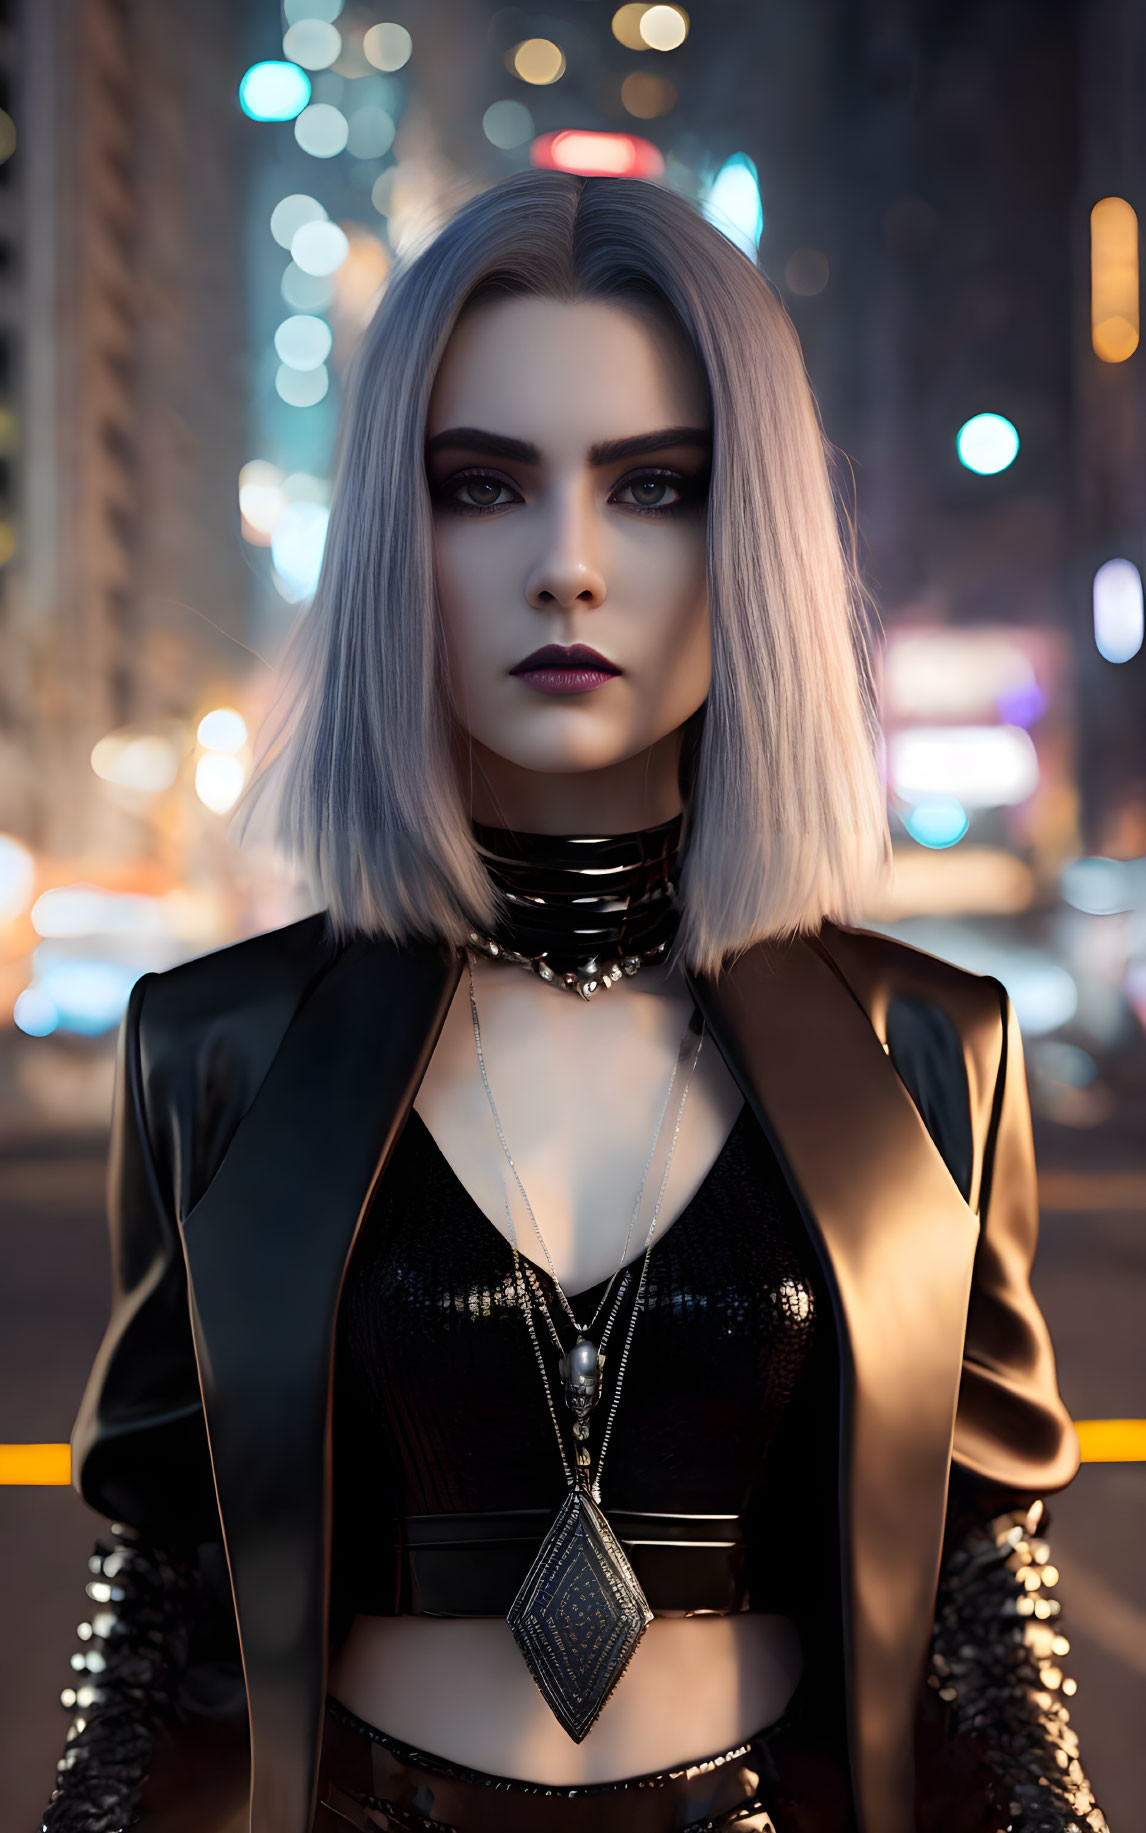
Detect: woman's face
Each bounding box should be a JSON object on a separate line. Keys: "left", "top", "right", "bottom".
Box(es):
{"left": 425, "top": 294, "right": 712, "bottom": 829}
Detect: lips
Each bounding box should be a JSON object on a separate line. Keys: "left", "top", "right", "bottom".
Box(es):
{"left": 510, "top": 643, "right": 620, "bottom": 675}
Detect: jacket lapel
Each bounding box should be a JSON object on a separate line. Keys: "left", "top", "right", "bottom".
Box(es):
{"left": 179, "top": 933, "right": 463, "bottom": 1833}
{"left": 687, "top": 934, "right": 980, "bottom": 1833}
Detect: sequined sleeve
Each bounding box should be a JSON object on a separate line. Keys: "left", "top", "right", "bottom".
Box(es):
{"left": 40, "top": 1524, "right": 199, "bottom": 1832}
{"left": 927, "top": 1499, "right": 1109, "bottom": 1832}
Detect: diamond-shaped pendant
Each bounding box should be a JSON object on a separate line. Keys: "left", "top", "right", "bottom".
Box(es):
{"left": 506, "top": 1484, "right": 653, "bottom": 1742}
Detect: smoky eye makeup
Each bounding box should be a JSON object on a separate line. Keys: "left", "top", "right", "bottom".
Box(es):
{"left": 429, "top": 460, "right": 710, "bottom": 518}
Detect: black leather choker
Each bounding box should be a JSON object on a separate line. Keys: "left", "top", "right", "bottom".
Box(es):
{"left": 466, "top": 813, "right": 683, "bottom": 1000}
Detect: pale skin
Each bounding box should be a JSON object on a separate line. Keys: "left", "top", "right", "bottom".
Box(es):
{"left": 328, "top": 295, "right": 803, "bottom": 1782}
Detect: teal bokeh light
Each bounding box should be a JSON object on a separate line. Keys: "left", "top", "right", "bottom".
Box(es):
{"left": 905, "top": 799, "right": 969, "bottom": 849}
{"left": 956, "top": 413, "right": 1020, "bottom": 476}
{"left": 239, "top": 61, "right": 312, "bottom": 122}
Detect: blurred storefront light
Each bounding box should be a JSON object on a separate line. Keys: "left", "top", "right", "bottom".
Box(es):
{"left": 274, "top": 314, "right": 333, "bottom": 370}
{"left": 30, "top": 886, "right": 168, "bottom": 940}
{"left": 1092, "top": 557, "right": 1144, "bottom": 664}
{"left": 532, "top": 130, "right": 663, "bottom": 179}
{"left": 332, "top": 230, "right": 390, "bottom": 330}
{"left": 1090, "top": 196, "right": 1139, "bottom": 363}
{"left": 885, "top": 630, "right": 1046, "bottom": 720}
{"left": 0, "top": 834, "right": 35, "bottom": 919}
{"left": 239, "top": 61, "right": 311, "bottom": 122}
{"left": 889, "top": 725, "right": 1039, "bottom": 807}
{"left": 282, "top": 20, "right": 342, "bottom": 70}
{"left": 197, "top": 709, "right": 248, "bottom": 754}
{"left": 639, "top": 5, "right": 689, "bottom": 49}
{"left": 510, "top": 39, "right": 566, "bottom": 85}
{"left": 275, "top": 363, "right": 330, "bottom": 407}
{"left": 363, "top": 23, "right": 412, "bottom": 71}
{"left": 904, "top": 799, "right": 969, "bottom": 849}
{"left": 294, "top": 101, "right": 349, "bottom": 157}
{"left": 290, "top": 219, "right": 349, "bottom": 276}
{"left": 955, "top": 413, "right": 1020, "bottom": 475}
{"left": 483, "top": 101, "right": 534, "bottom": 150}
{"left": 271, "top": 193, "right": 327, "bottom": 249}
{"left": 90, "top": 732, "right": 179, "bottom": 794}
{"left": 703, "top": 155, "right": 763, "bottom": 260}
{"left": 195, "top": 755, "right": 246, "bottom": 816}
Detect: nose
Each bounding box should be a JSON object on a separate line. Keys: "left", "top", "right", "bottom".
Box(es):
{"left": 524, "top": 484, "right": 607, "bottom": 613}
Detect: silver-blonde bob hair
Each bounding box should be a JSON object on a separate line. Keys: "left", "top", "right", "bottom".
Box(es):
{"left": 234, "top": 170, "right": 890, "bottom": 977}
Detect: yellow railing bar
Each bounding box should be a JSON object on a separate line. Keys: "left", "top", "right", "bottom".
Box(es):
{"left": 2, "top": 1424, "right": 1144, "bottom": 1485}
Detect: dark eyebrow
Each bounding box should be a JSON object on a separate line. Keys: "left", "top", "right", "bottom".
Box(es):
{"left": 424, "top": 425, "right": 712, "bottom": 467}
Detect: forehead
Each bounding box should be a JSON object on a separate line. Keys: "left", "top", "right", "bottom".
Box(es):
{"left": 426, "top": 295, "right": 709, "bottom": 448}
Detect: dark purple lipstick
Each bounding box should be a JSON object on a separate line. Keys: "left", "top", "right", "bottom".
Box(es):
{"left": 510, "top": 643, "right": 621, "bottom": 697}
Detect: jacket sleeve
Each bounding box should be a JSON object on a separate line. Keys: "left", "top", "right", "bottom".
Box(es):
{"left": 43, "top": 976, "right": 245, "bottom": 1830}
{"left": 952, "top": 986, "right": 1080, "bottom": 1502}
{"left": 70, "top": 972, "right": 221, "bottom": 1543}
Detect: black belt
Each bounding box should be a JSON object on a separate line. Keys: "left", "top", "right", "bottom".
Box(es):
{"left": 395, "top": 1509, "right": 749, "bottom": 1617}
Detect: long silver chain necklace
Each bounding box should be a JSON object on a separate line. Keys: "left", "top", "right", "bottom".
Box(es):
{"left": 466, "top": 952, "right": 706, "bottom": 1741}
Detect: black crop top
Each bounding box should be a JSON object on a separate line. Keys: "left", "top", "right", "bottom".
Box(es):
{"left": 330, "top": 1094, "right": 831, "bottom": 1629}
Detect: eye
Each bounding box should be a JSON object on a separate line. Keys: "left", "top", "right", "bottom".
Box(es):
{"left": 434, "top": 469, "right": 523, "bottom": 514}
{"left": 610, "top": 467, "right": 707, "bottom": 515}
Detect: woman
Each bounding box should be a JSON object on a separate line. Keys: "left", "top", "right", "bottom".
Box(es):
{"left": 41, "top": 173, "right": 1107, "bottom": 1833}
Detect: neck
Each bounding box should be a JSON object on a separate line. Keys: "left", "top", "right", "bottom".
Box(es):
{"left": 457, "top": 730, "right": 684, "bottom": 834}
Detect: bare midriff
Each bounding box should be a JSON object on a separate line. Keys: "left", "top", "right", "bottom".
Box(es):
{"left": 327, "top": 1610, "right": 803, "bottom": 1783}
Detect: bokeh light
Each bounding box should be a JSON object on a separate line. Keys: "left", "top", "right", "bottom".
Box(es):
{"left": 785, "top": 248, "right": 830, "bottom": 295}
{"left": 483, "top": 100, "right": 534, "bottom": 150}
{"left": 639, "top": 5, "right": 689, "bottom": 50}
{"left": 239, "top": 460, "right": 286, "bottom": 540}
{"left": 956, "top": 412, "right": 1020, "bottom": 475}
{"left": 612, "top": 6, "right": 652, "bottom": 50}
{"left": 346, "top": 106, "right": 396, "bottom": 159}
{"left": 363, "top": 23, "right": 412, "bottom": 71}
{"left": 239, "top": 61, "right": 311, "bottom": 122}
{"left": 282, "top": 264, "right": 335, "bottom": 311}
{"left": 1093, "top": 557, "right": 1144, "bottom": 664}
{"left": 905, "top": 799, "right": 970, "bottom": 849}
{"left": 510, "top": 39, "right": 566, "bottom": 85}
{"left": 285, "top": 0, "right": 343, "bottom": 19}
{"left": 283, "top": 19, "right": 341, "bottom": 70}
{"left": 90, "top": 733, "right": 179, "bottom": 793}
{"left": 37, "top": 958, "right": 138, "bottom": 1035}
{"left": 1060, "top": 856, "right": 1134, "bottom": 916}
{"left": 0, "top": 833, "right": 35, "bottom": 919}
{"left": 195, "top": 754, "right": 246, "bottom": 815}
{"left": 291, "top": 218, "right": 349, "bottom": 276}
{"left": 294, "top": 101, "right": 349, "bottom": 157}
{"left": 275, "top": 364, "right": 330, "bottom": 407}
{"left": 14, "top": 986, "right": 58, "bottom": 1038}
{"left": 889, "top": 726, "right": 1039, "bottom": 807}
{"left": 532, "top": 130, "right": 664, "bottom": 179}
{"left": 621, "top": 72, "right": 676, "bottom": 117}
{"left": 270, "top": 193, "right": 327, "bottom": 250}
{"left": 274, "top": 314, "right": 333, "bottom": 370}
{"left": 1091, "top": 196, "right": 1139, "bottom": 363}
{"left": 271, "top": 499, "right": 330, "bottom": 601}
{"left": 197, "top": 709, "right": 248, "bottom": 754}
{"left": 704, "top": 154, "right": 763, "bottom": 259}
